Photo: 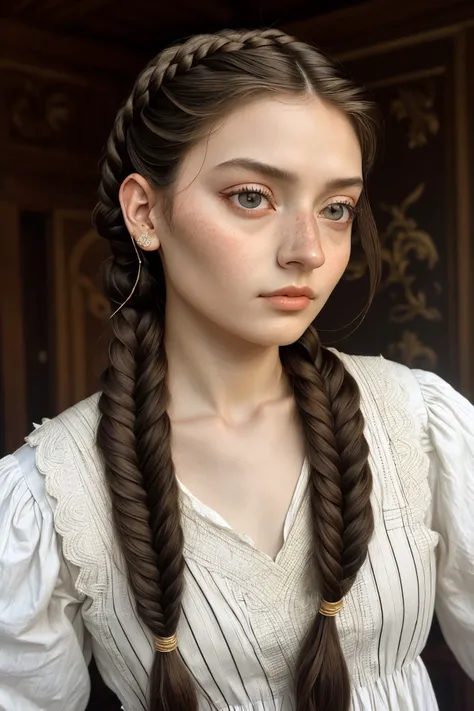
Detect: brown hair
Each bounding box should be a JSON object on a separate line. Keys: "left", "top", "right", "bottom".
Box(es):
{"left": 94, "top": 28, "right": 380, "bottom": 711}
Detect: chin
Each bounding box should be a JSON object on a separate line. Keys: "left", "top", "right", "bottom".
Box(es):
{"left": 247, "top": 322, "right": 313, "bottom": 348}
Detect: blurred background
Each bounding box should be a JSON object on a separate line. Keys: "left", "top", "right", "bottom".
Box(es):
{"left": 0, "top": 0, "right": 473, "bottom": 708}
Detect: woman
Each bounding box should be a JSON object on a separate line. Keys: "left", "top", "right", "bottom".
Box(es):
{"left": 0, "top": 28, "right": 472, "bottom": 711}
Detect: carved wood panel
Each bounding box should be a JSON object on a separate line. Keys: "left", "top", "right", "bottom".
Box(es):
{"left": 52, "top": 210, "right": 110, "bottom": 411}
{"left": 317, "top": 34, "right": 472, "bottom": 398}
{"left": 0, "top": 28, "right": 129, "bottom": 450}
{"left": 0, "top": 58, "right": 124, "bottom": 208}
{"left": 312, "top": 28, "right": 474, "bottom": 711}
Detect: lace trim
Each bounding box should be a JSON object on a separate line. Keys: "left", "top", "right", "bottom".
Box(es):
{"left": 26, "top": 396, "right": 152, "bottom": 709}
{"left": 25, "top": 394, "right": 113, "bottom": 607}
{"left": 337, "top": 353, "right": 432, "bottom": 525}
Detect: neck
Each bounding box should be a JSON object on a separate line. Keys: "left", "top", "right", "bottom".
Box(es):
{"left": 165, "top": 302, "right": 290, "bottom": 425}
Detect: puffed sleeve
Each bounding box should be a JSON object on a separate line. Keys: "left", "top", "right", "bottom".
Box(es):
{"left": 0, "top": 444, "right": 91, "bottom": 710}
{"left": 413, "top": 369, "right": 474, "bottom": 680}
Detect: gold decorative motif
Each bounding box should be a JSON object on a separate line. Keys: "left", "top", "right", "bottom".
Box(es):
{"left": 346, "top": 183, "right": 441, "bottom": 323}
{"left": 10, "top": 79, "right": 71, "bottom": 141}
{"left": 388, "top": 331, "right": 437, "bottom": 368}
{"left": 390, "top": 83, "right": 439, "bottom": 148}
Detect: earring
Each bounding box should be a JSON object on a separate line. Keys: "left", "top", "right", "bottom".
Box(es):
{"left": 136, "top": 229, "right": 152, "bottom": 248}
{"left": 109, "top": 232, "right": 143, "bottom": 319}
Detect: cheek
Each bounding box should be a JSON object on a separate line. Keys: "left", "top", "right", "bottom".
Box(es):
{"left": 167, "top": 206, "right": 250, "bottom": 285}
{"left": 322, "top": 233, "right": 352, "bottom": 282}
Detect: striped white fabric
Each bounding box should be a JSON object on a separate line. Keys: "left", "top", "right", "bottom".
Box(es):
{"left": 0, "top": 354, "right": 473, "bottom": 711}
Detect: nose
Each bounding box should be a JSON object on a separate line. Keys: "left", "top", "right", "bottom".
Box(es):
{"left": 277, "top": 214, "right": 325, "bottom": 271}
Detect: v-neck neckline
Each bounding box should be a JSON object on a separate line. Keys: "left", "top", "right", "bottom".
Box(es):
{"left": 178, "top": 459, "right": 310, "bottom": 566}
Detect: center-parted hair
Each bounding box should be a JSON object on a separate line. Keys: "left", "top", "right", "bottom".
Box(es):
{"left": 93, "top": 28, "right": 381, "bottom": 711}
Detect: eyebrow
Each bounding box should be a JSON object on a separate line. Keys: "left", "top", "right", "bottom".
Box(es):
{"left": 215, "top": 158, "right": 364, "bottom": 191}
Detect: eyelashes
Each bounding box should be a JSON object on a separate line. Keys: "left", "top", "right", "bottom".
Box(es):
{"left": 321, "top": 201, "right": 359, "bottom": 224}
{"left": 223, "top": 185, "right": 359, "bottom": 224}
{"left": 224, "top": 186, "right": 273, "bottom": 212}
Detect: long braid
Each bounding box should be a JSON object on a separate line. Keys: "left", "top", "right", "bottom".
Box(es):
{"left": 94, "top": 49, "right": 194, "bottom": 710}
{"left": 281, "top": 327, "right": 373, "bottom": 711}
{"left": 95, "top": 29, "right": 306, "bottom": 711}
{"left": 94, "top": 28, "right": 379, "bottom": 711}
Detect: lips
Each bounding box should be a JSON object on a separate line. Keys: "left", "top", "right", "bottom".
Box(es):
{"left": 263, "top": 286, "right": 315, "bottom": 299}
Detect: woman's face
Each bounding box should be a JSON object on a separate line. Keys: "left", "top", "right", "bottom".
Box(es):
{"left": 152, "top": 95, "right": 363, "bottom": 347}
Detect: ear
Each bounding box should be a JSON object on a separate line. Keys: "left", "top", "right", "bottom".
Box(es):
{"left": 119, "top": 173, "right": 161, "bottom": 251}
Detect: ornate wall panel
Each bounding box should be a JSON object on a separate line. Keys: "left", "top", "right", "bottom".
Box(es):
{"left": 317, "top": 35, "right": 471, "bottom": 397}
{"left": 52, "top": 210, "right": 110, "bottom": 412}
{"left": 0, "top": 60, "right": 123, "bottom": 209}
{"left": 313, "top": 30, "right": 474, "bottom": 710}
{"left": 0, "top": 28, "right": 128, "bottom": 449}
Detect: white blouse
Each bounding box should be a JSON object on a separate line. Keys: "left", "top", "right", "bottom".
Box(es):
{"left": 0, "top": 354, "right": 473, "bottom": 711}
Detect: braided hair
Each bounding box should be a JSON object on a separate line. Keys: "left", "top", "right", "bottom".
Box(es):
{"left": 94, "top": 28, "right": 380, "bottom": 711}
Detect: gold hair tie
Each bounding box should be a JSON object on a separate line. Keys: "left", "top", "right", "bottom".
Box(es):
{"left": 319, "top": 599, "right": 343, "bottom": 617}
{"left": 154, "top": 633, "right": 178, "bottom": 653}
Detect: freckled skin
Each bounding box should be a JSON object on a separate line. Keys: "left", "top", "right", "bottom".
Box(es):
{"left": 150, "top": 96, "right": 363, "bottom": 348}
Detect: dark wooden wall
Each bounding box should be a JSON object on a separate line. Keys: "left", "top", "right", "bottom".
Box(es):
{"left": 285, "top": 8, "right": 474, "bottom": 401}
